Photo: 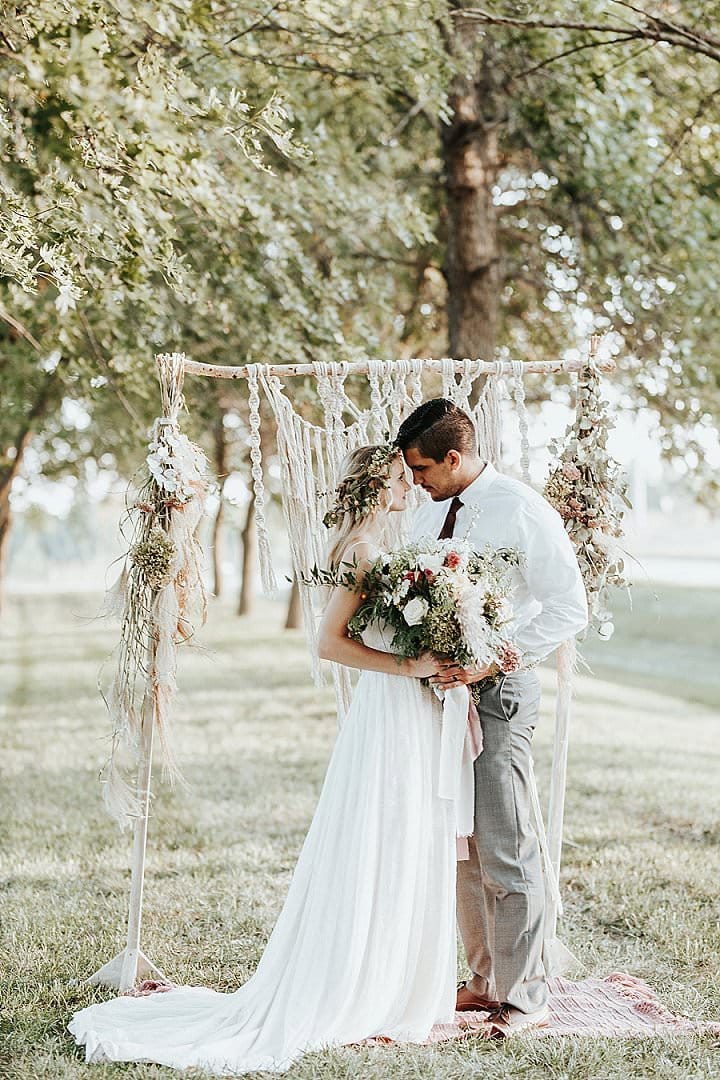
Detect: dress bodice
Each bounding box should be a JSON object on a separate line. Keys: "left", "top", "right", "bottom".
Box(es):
{"left": 359, "top": 622, "right": 396, "bottom": 656}
{"left": 342, "top": 543, "right": 395, "bottom": 657}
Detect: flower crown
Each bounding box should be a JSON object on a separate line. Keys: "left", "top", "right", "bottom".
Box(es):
{"left": 322, "top": 443, "right": 400, "bottom": 529}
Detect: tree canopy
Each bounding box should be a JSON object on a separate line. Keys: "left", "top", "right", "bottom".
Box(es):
{"left": 2, "top": 0, "right": 719, "bottom": 513}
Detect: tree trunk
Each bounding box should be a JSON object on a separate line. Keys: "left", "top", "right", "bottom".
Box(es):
{"left": 237, "top": 496, "right": 257, "bottom": 616}
{"left": 0, "top": 422, "right": 41, "bottom": 619}
{"left": 441, "top": 21, "right": 503, "bottom": 365}
{"left": 0, "top": 355, "right": 72, "bottom": 615}
{"left": 284, "top": 577, "right": 302, "bottom": 630}
{"left": 0, "top": 497, "right": 11, "bottom": 617}
{"left": 211, "top": 496, "right": 224, "bottom": 598}
{"left": 211, "top": 412, "right": 228, "bottom": 598}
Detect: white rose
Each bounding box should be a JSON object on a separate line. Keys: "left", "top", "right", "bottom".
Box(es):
{"left": 417, "top": 553, "right": 445, "bottom": 576}
{"left": 403, "top": 596, "right": 429, "bottom": 626}
{"left": 598, "top": 621, "right": 614, "bottom": 640}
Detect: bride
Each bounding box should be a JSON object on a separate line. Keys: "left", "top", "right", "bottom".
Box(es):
{"left": 69, "top": 443, "right": 464, "bottom": 1074}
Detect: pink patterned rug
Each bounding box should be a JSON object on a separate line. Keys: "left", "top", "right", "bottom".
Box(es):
{"left": 128, "top": 973, "right": 719, "bottom": 1042}
{"left": 422, "top": 973, "right": 720, "bottom": 1042}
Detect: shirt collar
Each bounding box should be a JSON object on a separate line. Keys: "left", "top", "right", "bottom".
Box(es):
{"left": 457, "top": 462, "right": 498, "bottom": 506}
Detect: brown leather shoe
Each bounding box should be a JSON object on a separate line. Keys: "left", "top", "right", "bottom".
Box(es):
{"left": 455, "top": 983, "right": 501, "bottom": 1013}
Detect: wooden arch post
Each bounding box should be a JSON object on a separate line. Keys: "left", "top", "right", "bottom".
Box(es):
{"left": 87, "top": 640, "right": 167, "bottom": 991}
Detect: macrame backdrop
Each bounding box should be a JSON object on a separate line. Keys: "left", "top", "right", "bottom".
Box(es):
{"left": 250, "top": 359, "right": 511, "bottom": 717}
{"left": 92, "top": 346, "right": 615, "bottom": 991}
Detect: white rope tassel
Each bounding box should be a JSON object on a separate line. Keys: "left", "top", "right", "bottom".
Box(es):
{"left": 511, "top": 359, "right": 532, "bottom": 483}
{"left": 473, "top": 371, "right": 503, "bottom": 464}
{"left": 537, "top": 637, "right": 581, "bottom": 976}
{"left": 246, "top": 364, "right": 277, "bottom": 595}
{"left": 441, "top": 357, "right": 457, "bottom": 401}
{"left": 259, "top": 370, "right": 326, "bottom": 683}
{"left": 458, "top": 358, "right": 477, "bottom": 408}
{"left": 388, "top": 360, "right": 408, "bottom": 435}
{"left": 314, "top": 363, "right": 346, "bottom": 491}
{"left": 441, "top": 357, "right": 483, "bottom": 414}
{"left": 547, "top": 639, "right": 576, "bottom": 911}
{"left": 367, "top": 359, "right": 386, "bottom": 443}
{"left": 406, "top": 359, "right": 424, "bottom": 414}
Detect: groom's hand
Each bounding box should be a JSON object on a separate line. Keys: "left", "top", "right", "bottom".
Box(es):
{"left": 429, "top": 660, "right": 499, "bottom": 688}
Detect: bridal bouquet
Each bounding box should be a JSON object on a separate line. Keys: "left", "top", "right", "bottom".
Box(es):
{"left": 338, "top": 538, "right": 525, "bottom": 673}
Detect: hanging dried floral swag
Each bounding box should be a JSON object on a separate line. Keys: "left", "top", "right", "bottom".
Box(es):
{"left": 101, "top": 354, "right": 210, "bottom": 827}
{"left": 544, "top": 360, "right": 631, "bottom": 640}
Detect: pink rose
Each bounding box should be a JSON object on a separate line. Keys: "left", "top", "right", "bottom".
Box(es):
{"left": 497, "top": 643, "right": 523, "bottom": 673}
{"left": 424, "top": 568, "right": 435, "bottom": 581}
{"left": 444, "top": 551, "right": 461, "bottom": 569}
{"left": 567, "top": 498, "right": 583, "bottom": 512}
{"left": 562, "top": 463, "right": 581, "bottom": 481}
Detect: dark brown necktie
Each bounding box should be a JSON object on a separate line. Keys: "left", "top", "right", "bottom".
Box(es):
{"left": 437, "top": 496, "right": 462, "bottom": 540}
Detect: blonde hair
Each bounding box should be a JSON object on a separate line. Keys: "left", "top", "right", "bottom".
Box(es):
{"left": 325, "top": 444, "right": 401, "bottom": 569}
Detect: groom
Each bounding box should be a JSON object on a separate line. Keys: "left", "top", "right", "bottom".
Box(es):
{"left": 395, "top": 398, "right": 588, "bottom": 1037}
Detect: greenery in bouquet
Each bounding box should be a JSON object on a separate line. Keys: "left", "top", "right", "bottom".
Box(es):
{"left": 309, "top": 539, "right": 525, "bottom": 673}
{"left": 544, "top": 364, "right": 631, "bottom": 641}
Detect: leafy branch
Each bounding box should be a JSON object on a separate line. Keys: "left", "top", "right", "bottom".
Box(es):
{"left": 452, "top": 3, "right": 720, "bottom": 65}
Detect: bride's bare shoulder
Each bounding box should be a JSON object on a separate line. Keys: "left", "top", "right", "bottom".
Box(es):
{"left": 338, "top": 539, "right": 380, "bottom": 569}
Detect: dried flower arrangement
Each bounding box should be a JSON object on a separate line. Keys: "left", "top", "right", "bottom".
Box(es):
{"left": 544, "top": 360, "right": 631, "bottom": 640}
{"left": 101, "top": 354, "right": 210, "bottom": 825}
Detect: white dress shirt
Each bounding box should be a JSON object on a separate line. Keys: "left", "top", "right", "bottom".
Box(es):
{"left": 411, "top": 463, "right": 588, "bottom": 666}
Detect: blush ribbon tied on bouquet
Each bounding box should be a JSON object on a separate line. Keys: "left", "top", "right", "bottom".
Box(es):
{"left": 435, "top": 684, "right": 484, "bottom": 860}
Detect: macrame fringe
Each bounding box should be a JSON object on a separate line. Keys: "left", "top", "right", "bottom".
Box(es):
{"left": 246, "top": 364, "right": 278, "bottom": 595}
{"left": 510, "top": 359, "right": 532, "bottom": 483}
{"left": 254, "top": 359, "right": 509, "bottom": 721}
{"left": 536, "top": 637, "right": 579, "bottom": 973}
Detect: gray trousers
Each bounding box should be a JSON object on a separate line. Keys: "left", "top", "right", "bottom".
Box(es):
{"left": 457, "top": 671, "right": 548, "bottom": 1013}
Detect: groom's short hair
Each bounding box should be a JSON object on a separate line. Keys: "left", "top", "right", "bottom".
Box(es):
{"left": 395, "top": 398, "right": 478, "bottom": 461}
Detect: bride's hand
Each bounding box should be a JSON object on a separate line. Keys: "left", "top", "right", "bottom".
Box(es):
{"left": 407, "top": 652, "right": 442, "bottom": 679}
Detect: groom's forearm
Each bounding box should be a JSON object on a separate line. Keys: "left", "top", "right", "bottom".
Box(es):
{"left": 514, "top": 592, "right": 588, "bottom": 665}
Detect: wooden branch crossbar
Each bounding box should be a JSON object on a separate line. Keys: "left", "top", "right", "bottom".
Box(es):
{"left": 183, "top": 355, "right": 614, "bottom": 380}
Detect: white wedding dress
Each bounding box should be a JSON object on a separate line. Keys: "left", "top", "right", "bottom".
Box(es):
{"left": 69, "top": 623, "right": 459, "bottom": 1074}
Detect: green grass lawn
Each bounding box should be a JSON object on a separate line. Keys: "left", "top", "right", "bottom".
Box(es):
{"left": 1, "top": 590, "right": 719, "bottom": 1079}
{"left": 580, "top": 583, "right": 720, "bottom": 710}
